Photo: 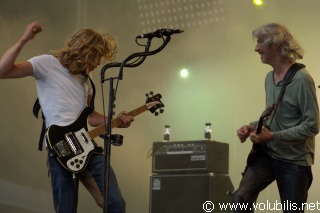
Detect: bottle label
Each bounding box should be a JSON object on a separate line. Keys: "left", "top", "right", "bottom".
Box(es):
{"left": 163, "top": 134, "right": 170, "bottom": 142}
{"left": 204, "top": 132, "right": 211, "bottom": 140}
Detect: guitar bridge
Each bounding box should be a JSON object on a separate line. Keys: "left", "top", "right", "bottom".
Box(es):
{"left": 53, "top": 141, "right": 71, "bottom": 157}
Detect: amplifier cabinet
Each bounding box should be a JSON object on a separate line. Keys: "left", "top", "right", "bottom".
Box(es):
{"left": 152, "top": 141, "right": 229, "bottom": 174}
{"left": 149, "top": 173, "right": 234, "bottom": 213}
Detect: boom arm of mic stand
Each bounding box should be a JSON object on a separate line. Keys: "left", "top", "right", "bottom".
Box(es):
{"left": 100, "top": 36, "right": 171, "bottom": 82}
{"left": 100, "top": 39, "right": 151, "bottom": 82}
{"left": 119, "top": 36, "right": 172, "bottom": 75}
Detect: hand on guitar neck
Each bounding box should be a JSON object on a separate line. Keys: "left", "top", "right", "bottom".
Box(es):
{"left": 241, "top": 104, "right": 276, "bottom": 172}
{"left": 249, "top": 104, "right": 276, "bottom": 144}
{"left": 237, "top": 104, "right": 276, "bottom": 143}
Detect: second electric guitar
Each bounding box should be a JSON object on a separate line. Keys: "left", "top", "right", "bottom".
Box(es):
{"left": 245, "top": 104, "right": 276, "bottom": 168}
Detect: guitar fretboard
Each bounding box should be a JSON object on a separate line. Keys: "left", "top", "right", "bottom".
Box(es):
{"left": 87, "top": 104, "right": 148, "bottom": 139}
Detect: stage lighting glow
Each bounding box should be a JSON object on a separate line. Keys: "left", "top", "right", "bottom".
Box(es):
{"left": 253, "top": 0, "right": 264, "bottom": 6}
{"left": 180, "top": 69, "right": 189, "bottom": 78}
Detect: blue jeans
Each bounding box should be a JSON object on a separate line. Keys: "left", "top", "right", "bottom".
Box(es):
{"left": 232, "top": 150, "right": 312, "bottom": 213}
{"left": 48, "top": 151, "right": 126, "bottom": 213}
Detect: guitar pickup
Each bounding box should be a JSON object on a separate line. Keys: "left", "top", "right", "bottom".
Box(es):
{"left": 65, "top": 132, "right": 83, "bottom": 155}
{"left": 81, "top": 132, "right": 89, "bottom": 143}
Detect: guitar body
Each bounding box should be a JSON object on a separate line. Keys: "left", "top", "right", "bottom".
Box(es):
{"left": 44, "top": 92, "right": 165, "bottom": 173}
{"left": 243, "top": 105, "right": 275, "bottom": 175}
{"left": 246, "top": 144, "right": 263, "bottom": 167}
{"left": 46, "top": 107, "right": 103, "bottom": 173}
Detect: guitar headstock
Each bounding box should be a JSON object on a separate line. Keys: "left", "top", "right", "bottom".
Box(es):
{"left": 260, "top": 104, "right": 276, "bottom": 120}
{"left": 145, "top": 91, "right": 165, "bottom": 116}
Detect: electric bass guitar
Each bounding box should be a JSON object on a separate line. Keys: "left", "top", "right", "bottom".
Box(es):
{"left": 244, "top": 104, "right": 276, "bottom": 171}
{"left": 45, "top": 93, "right": 164, "bottom": 173}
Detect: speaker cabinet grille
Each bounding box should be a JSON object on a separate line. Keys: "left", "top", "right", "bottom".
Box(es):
{"left": 149, "top": 173, "right": 234, "bottom": 213}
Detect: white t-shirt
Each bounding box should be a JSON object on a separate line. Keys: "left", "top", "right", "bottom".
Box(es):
{"left": 29, "top": 54, "right": 92, "bottom": 127}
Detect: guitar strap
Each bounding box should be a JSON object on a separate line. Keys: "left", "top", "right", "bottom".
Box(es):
{"left": 267, "top": 63, "right": 305, "bottom": 126}
{"left": 33, "top": 76, "right": 96, "bottom": 151}
{"left": 32, "top": 98, "right": 46, "bottom": 151}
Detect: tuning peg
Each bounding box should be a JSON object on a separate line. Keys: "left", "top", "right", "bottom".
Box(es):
{"left": 154, "top": 112, "right": 159, "bottom": 116}
{"left": 149, "top": 91, "right": 154, "bottom": 95}
{"left": 159, "top": 109, "right": 164, "bottom": 114}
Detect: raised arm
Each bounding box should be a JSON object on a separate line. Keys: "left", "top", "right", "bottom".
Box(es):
{"left": 0, "top": 21, "right": 42, "bottom": 79}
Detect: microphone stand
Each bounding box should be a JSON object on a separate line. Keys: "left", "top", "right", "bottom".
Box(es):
{"left": 100, "top": 35, "right": 172, "bottom": 213}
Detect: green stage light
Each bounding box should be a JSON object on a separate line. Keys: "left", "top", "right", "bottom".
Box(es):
{"left": 180, "top": 69, "right": 189, "bottom": 78}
